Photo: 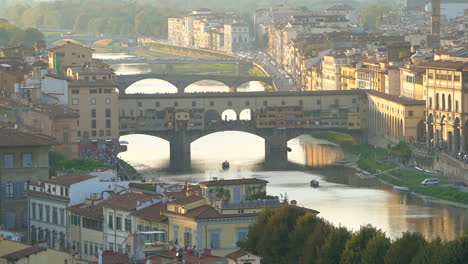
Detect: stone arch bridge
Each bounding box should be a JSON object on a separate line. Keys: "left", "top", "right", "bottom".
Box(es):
{"left": 46, "top": 35, "right": 132, "bottom": 47}
{"left": 119, "top": 90, "right": 367, "bottom": 171}
{"left": 116, "top": 73, "right": 274, "bottom": 94}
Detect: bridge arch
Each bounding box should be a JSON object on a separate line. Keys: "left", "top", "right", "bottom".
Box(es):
{"left": 221, "top": 109, "right": 238, "bottom": 121}
{"left": 125, "top": 78, "right": 178, "bottom": 94}
{"left": 184, "top": 80, "right": 231, "bottom": 93}
{"left": 239, "top": 109, "right": 253, "bottom": 121}
{"left": 236, "top": 81, "right": 274, "bottom": 92}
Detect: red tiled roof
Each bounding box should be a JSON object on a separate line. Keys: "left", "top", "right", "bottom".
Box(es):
{"left": 90, "top": 250, "right": 129, "bottom": 264}
{"left": 68, "top": 202, "right": 104, "bottom": 219}
{"left": 367, "top": 90, "right": 426, "bottom": 106}
{"left": 165, "top": 205, "right": 257, "bottom": 220}
{"left": 43, "top": 173, "right": 96, "bottom": 186}
{"left": 99, "top": 192, "right": 158, "bottom": 211}
{"left": 169, "top": 195, "right": 205, "bottom": 206}
{"left": 131, "top": 202, "right": 167, "bottom": 222}
{"left": 420, "top": 60, "right": 468, "bottom": 70}
{"left": 1, "top": 246, "right": 46, "bottom": 261}
{"left": 148, "top": 249, "right": 221, "bottom": 264}
{"left": 199, "top": 178, "right": 268, "bottom": 187}
{"left": 0, "top": 128, "right": 57, "bottom": 147}
{"left": 226, "top": 250, "right": 255, "bottom": 260}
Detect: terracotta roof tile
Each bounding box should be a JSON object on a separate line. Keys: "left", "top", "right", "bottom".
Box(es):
{"left": 169, "top": 195, "right": 205, "bottom": 206}
{"left": 199, "top": 178, "right": 268, "bottom": 187}
{"left": 131, "top": 202, "right": 167, "bottom": 222}
{"left": 30, "top": 104, "right": 79, "bottom": 119}
{"left": 68, "top": 202, "right": 104, "bottom": 219}
{"left": 1, "top": 246, "right": 46, "bottom": 261}
{"left": 0, "top": 128, "right": 56, "bottom": 147}
{"left": 43, "top": 173, "right": 96, "bottom": 186}
{"left": 226, "top": 250, "right": 253, "bottom": 259}
{"left": 367, "top": 90, "right": 426, "bottom": 106}
{"left": 420, "top": 60, "right": 468, "bottom": 70}
{"left": 99, "top": 192, "right": 159, "bottom": 211}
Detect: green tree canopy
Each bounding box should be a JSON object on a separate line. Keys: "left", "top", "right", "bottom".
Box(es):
{"left": 384, "top": 232, "right": 427, "bottom": 264}
{"left": 340, "top": 225, "right": 383, "bottom": 264}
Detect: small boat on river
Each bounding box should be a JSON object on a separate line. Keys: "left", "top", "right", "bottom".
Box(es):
{"left": 310, "top": 180, "right": 319, "bottom": 188}
{"left": 222, "top": 161, "right": 230, "bottom": 170}
{"left": 393, "top": 186, "right": 412, "bottom": 192}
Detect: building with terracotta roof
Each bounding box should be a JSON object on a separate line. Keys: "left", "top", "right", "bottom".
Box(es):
{"left": 199, "top": 178, "right": 268, "bottom": 204}
{"left": 48, "top": 42, "right": 93, "bottom": 74}
{"left": 143, "top": 248, "right": 223, "bottom": 264}
{"left": 226, "top": 250, "right": 261, "bottom": 264}
{"left": 367, "top": 90, "right": 426, "bottom": 144}
{"left": 100, "top": 192, "right": 166, "bottom": 259}
{"left": 0, "top": 128, "right": 56, "bottom": 234}
{"left": 0, "top": 236, "right": 71, "bottom": 264}
{"left": 23, "top": 103, "right": 79, "bottom": 158}
{"left": 400, "top": 66, "right": 425, "bottom": 100}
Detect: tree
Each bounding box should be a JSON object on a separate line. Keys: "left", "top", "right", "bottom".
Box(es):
{"left": 361, "top": 233, "right": 391, "bottom": 264}
{"left": 317, "top": 226, "right": 351, "bottom": 264}
{"left": 257, "top": 205, "right": 308, "bottom": 264}
{"left": 22, "top": 27, "right": 43, "bottom": 45}
{"left": 340, "top": 225, "right": 382, "bottom": 264}
{"left": 237, "top": 207, "right": 274, "bottom": 253}
{"left": 302, "top": 222, "right": 332, "bottom": 264}
{"left": 287, "top": 214, "right": 327, "bottom": 263}
{"left": 410, "top": 238, "right": 450, "bottom": 264}
{"left": 384, "top": 232, "right": 427, "bottom": 264}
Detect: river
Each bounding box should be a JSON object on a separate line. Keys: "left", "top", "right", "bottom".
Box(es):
{"left": 96, "top": 53, "right": 468, "bottom": 241}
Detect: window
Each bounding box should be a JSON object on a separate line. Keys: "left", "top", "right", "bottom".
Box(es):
{"left": 52, "top": 207, "right": 58, "bottom": 224}
{"left": 263, "top": 100, "right": 268, "bottom": 106}
{"left": 408, "top": 111, "right": 414, "bottom": 117}
{"left": 116, "top": 216, "right": 122, "bottom": 231}
{"left": 22, "top": 153, "right": 32, "bottom": 168}
{"left": 281, "top": 100, "right": 285, "bottom": 105}
{"left": 92, "top": 130, "right": 97, "bottom": 137}
{"left": 31, "top": 203, "right": 36, "bottom": 219}
{"left": 456, "top": 101, "right": 459, "bottom": 112}
{"left": 237, "top": 228, "right": 248, "bottom": 242}
{"left": 245, "top": 101, "right": 250, "bottom": 106}
{"left": 71, "top": 215, "right": 81, "bottom": 226}
{"left": 108, "top": 214, "right": 113, "bottom": 229}
{"left": 3, "top": 154, "right": 13, "bottom": 168}
{"left": 174, "top": 101, "right": 178, "bottom": 107}
{"left": 137, "top": 102, "right": 142, "bottom": 107}
{"left": 60, "top": 208, "right": 65, "bottom": 226}
{"left": 125, "top": 219, "right": 131, "bottom": 232}
{"left": 106, "top": 130, "right": 111, "bottom": 137}
{"left": 63, "top": 132, "right": 69, "bottom": 143}
{"left": 92, "top": 120, "right": 97, "bottom": 129}
{"left": 192, "top": 101, "right": 196, "bottom": 107}
{"left": 91, "top": 98, "right": 96, "bottom": 105}
{"left": 90, "top": 89, "right": 97, "bottom": 94}
{"left": 72, "top": 98, "right": 79, "bottom": 105}
{"left": 155, "top": 102, "right": 160, "bottom": 107}
{"left": 173, "top": 226, "right": 179, "bottom": 245}
{"left": 209, "top": 230, "right": 221, "bottom": 249}
{"left": 84, "top": 241, "right": 88, "bottom": 255}
{"left": 183, "top": 228, "right": 192, "bottom": 248}
{"left": 104, "top": 88, "right": 112, "bottom": 93}
{"left": 45, "top": 205, "right": 50, "bottom": 223}
{"left": 105, "top": 98, "right": 111, "bottom": 104}
{"left": 106, "top": 109, "right": 111, "bottom": 118}
{"left": 38, "top": 204, "right": 43, "bottom": 221}
{"left": 91, "top": 109, "right": 96, "bottom": 118}
{"left": 210, "top": 101, "right": 214, "bottom": 106}
{"left": 71, "top": 89, "right": 80, "bottom": 94}
{"left": 317, "top": 99, "right": 321, "bottom": 105}
{"left": 6, "top": 182, "right": 13, "bottom": 198}
{"left": 299, "top": 100, "right": 303, "bottom": 106}
{"left": 83, "top": 218, "right": 103, "bottom": 231}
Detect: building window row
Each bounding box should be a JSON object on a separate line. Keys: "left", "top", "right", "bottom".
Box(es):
{"left": 2, "top": 153, "right": 33, "bottom": 169}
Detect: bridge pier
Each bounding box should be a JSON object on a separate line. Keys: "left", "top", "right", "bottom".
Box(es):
{"left": 264, "top": 129, "right": 289, "bottom": 170}
{"left": 169, "top": 131, "right": 191, "bottom": 172}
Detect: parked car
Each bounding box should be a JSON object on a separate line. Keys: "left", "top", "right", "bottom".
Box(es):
{"left": 421, "top": 178, "right": 440, "bottom": 185}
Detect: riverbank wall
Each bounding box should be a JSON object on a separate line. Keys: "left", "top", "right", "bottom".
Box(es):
{"left": 414, "top": 151, "right": 468, "bottom": 184}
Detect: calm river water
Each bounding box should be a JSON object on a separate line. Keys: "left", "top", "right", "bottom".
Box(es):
{"left": 95, "top": 53, "right": 468, "bottom": 241}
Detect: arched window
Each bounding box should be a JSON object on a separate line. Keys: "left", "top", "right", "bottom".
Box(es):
{"left": 442, "top": 94, "right": 446, "bottom": 111}
{"left": 435, "top": 93, "right": 439, "bottom": 110}
{"left": 448, "top": 94, "right": 452, "bottom": 112}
